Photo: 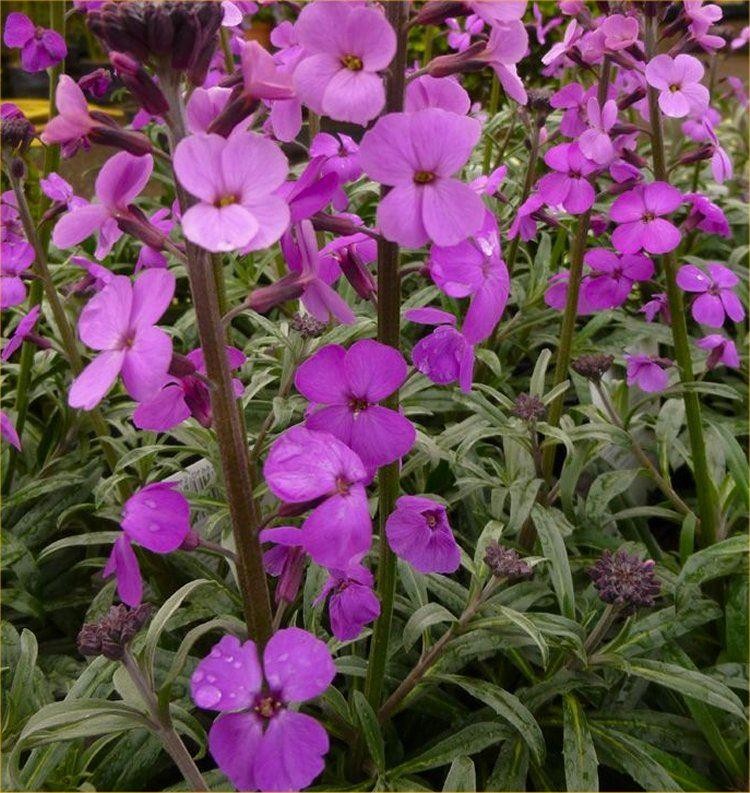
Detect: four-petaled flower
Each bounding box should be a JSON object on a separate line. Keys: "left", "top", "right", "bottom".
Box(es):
{"left": 610, "top": 182, "right": 683, "bottom": 254}
{"left": 645, "top": 54, "right": 709, "bottom": 118}
{"left": 3, "top": 12, "right": 66, "bottom": 72}
{"left": 581, "top": 249, "right": 654, "bottom": 311}
{"left": 676, "top": 263, "right": 745, "bottom": 328}
{"left": 625, "top": 353, "right": 672, "bottom": 393}
{"left": 538, "top": 143, "right": 597, "bottom": 215}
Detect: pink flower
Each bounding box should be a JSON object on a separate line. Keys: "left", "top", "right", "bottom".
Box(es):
{"left": 385, "top": 496, "right": 460, "bottom": 575}
{"left": 407, "top": 309, "right": 475, "bottom": 393}
{"left": 309, "top": 133, "right": 361, "bottom": 210}
{"left": 3, "top": 12, "right": 66, "bottom": 72}
{"left": 315, "top": 564, "right": 380, "bottom": 641}
{"left": 185, "top": 86, "right": 233, "bottom": 134}
{"left": 261, "top": 526, "right": 306, "bottom": 606}
{"left": 542, "top": 18, "right": 582, "bottom": 66}
{"left": 610, "top": 182, "right": 683, "bottom": 255}
{"left": 532, "top": 3, "right": 562, "bottom": 45}
{"left": 52, "top": 151, "right": 153, "bottom": 259}
{"left": 475, "top": 23, "right": 529, "bottom": 104}
{"left": 466, "top": 1, "right": 528, "bottom": 26}
{"left": 191, "top": 628, "right": 334, "bottom": 792}
{"left": 429, "top": 212, "right": 510, "bottom": 343}
{"left": 263, "top": 426, "right": 372, "bottom": 569}
{"left": 133, "top": 346, "right": 245, "bottom": 432}
{"left": 173, "top": 131, "right": 289, "bottom": 253}
{"left": 1, "top": 305, "right": 48, "bottom": 361}
{"left": 550, "top": 82, "right": 589, "bottom": 138}
{"left": 104, "top": 482, "right": 191, "bottom": 606}
{"left": 1, "top": 192, "right": 34, "bottom": 309}
{"left": 538, "top": 143, "right": 597, "bottom": 215}
{"left": 78, "top": 67, "right": 111, "bottom": 99}
{"left": 683, "top": 192, "right": 730, "bottom": 238}
{"left": 294, "top": 340, "right": 415, "bottom": 472}
{"left": 0, "top": 410, "right": 21, "bottom": 451}
{"left": 599, "top": 13, "right": 639, "bottom": 51}
{"left": 625, "top": 354, "right": 672, "bottom": 393}
{"left": 405, "top": 75, "right": 471, "bottom": 115}
{"left": 544, "top": 270, "right": 595, "bottom": 314}
{"left": 135, "top": 208, "right": 173, "bottom": 271}
{"left": 580, "top": 249, "right": 654, "bottom": 311}
{"left": 579, "top": 97, "right": 617, "bottom": 164}
{"left": 696, "top": 334, "right": 740, "bottom": 370}
{"left": 293, "top": 1, "right": 396, "bottom": 125}
{"left": 676, "top": 263, "right": 745, "bottom": 328}
{"left": 641, "top": 292, "right": 670, "bottom": 324}
{"left": 446, "top": 15, "right": 484, "bottom": 51}
{"left": 507, "top": 192, "right": 545, "bottom": 241}
{"left": 359, "top": 108, "right": 483, "bottom": 247}
{"left": 644, "top": 54, "right": 709, "bottom": 118}
{"left": 69, "top": 269, "right": 175, "bottom": 410}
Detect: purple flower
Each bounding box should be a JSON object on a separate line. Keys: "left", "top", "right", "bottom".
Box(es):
{"left": 645, "top": 54, "right": 709, "bottom": 118}
{"left": 579, "top": 97, "right": 617, "bottom": 164}
{"left": 191, "top": 628, "right": 335, "bottom": 792}
{"left": 407, "top": 309, "right": 475, "bottom": 393}
{"left": 467, "top": 1, "right": 527, "bottom": 27}
{"left": 359, "top": 108, "right": 483, "bottom": 247}
{"left": 610, "top": 182, "right": 683, "bottom": 255}
{"left": 104, "top": 482, "right": 191, "bottom": 606}
{"left": 294, "top": 340, "right": 415, "bottom": 472}
{"left": 580, "top": 249, "right": 654, "bottom": 311}
{"left": 185, "top": 86, "right": 233, "bottom": 134}
{"left": 446, "top": 15, "right": 484, "bottom": 52}
{"left": 625, "top": 354, "right": 672, "bottom": 393}
{"left": 429, "top": 212, "right": 510, "bottom": 343}
{"left": 0, "top": 410, "right": 21, "bottom": 451}
{"left": 52, "top": 151, "right": 153, "bottom": 259}
{"left": 405, "top": 75, "right": 471, "bottom": 115}
{"left": 589, "top": 548, "right": 660, "bottom": 611}
{"left": 676, "top": 263, "right": 745, "bottom": 328}
{"left": 532, "top": 3, "right": 562, "bottom": 45}
{"left": 315, "top": 564, "right": 380, "bottom": 641}
{"left": 507, "top": 192, "right": 545, "bottom": 241}
{"left": 135, "top": 208, "right": 173, "bottom": 271}
{"left": 731, "top": 25, "right": 750, "bottom": 50}
{"left": 385, "top": 495, "right": 460, "bottom": 575}
{"left": 683, "top": 192, "right": 730, "bottom": 238}
{"left": 550, "top": 82, "right": 588, "bottom": 138}
{"left": 3, "top": 12, "right": 66, "bottom": 72}
{"left": 544, "top": 270, "right": 595, "bottom": 314}
{"left": 641, "top": 292, "right": 670, "bottom": 324}
{"left": 79, "top": 68, "right": 111, "bottom": 99}
{"left": 538, "top": 142, "right": 597, "bottom": 215}
{"left": 133, "top": 346, "right": 244, "bottom": 431}
{"left": 696, "top": 334, "right": 740, "bottom": 370}
{"left": 260, "top": 526, "right": 306, "bottom": 606}
{"left": 293, "top": 1, "right": 396, "bottom": 125}
{"left": 174, "top": 131, "right": 289, "bottom": 253}
{"left": 599, "top": 13, "right": 639, "bottom": 51}
{"left": 279, "top": 158, "right": 340, "bottom": 225}
{"left": 471, "top": 23, "right": 529, "bottom": 105}
{"left": 69, "top": 269, "right": 175, "bottom": 410}
{"left": 263, "top": 425, "right": 372, "bottom": 569}
{"left": 310, "top": 132, "right": 361, "bottom": 185}
{"left": 1, "top": 192, "right": 34, "bottom": 309}
{"left": 239, "top": 39, "right": 295, "bottom": 102}
{"left": 1, "top": 305, "right": 48, "bottom": 361}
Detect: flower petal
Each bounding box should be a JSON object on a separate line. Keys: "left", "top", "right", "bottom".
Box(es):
{"left": 345, "top": 339, "right": 408, "bottom": 402}
{"left": 120, "top": 326, "right": 172, "bottom": 402}
{"left": 192, "top": 635, "right": 261, "bottom": 711}
{"left": 68, "top": 349, "right": 125, "bottom": 410}
{"left": 294, "top": 345, "right": 348, "bottom": 403}
{"left": 208, "top": 712, "right": 263, "bottom": 790}
{"left": 263, "top": 627, "right": 336, "bottom": 702}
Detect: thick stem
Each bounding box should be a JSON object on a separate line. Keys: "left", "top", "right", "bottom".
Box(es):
{"left": 644, "top": 17, "right": 719, "bottom": 545}
{"left": 122, "top": 651, "right": 208, "bottom": 791}
{"left": 161, "top": 74, "right": 274, "bottom": 645}
{"left": 363, "top": 0, "right": 409, "bottom": 713}
{"left": 541, "top": 57, "right": 613, "bottom": 485}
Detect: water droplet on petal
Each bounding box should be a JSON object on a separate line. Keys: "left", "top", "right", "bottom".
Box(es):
{"left": 144, "top": 499, "right": 157, "bottom": 509}
{"left": 148, "top": 522, "right": 160, "bottom": 532}
{"left": 233, "top": 661, "right": 242, "bottom": 669}
{"left": 206, "top": 674, "right": 216, "bottom": 683}
{"left": 192, "top": 670, "right": 204, "bottom": 683}
{"left": 195, "top": 684, "right": 222, "bottom": 708}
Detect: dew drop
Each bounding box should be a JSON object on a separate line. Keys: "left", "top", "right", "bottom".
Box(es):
{"left": 192, "top": 670, "right": 204, "bottom": 683}
{"left": 195, "top": 684, "right": 222, "bottom": 708}
{"left": 144, "top": 499, "right": 157, "bottom": 509}
{"left": 148, "top": 522, "right": 160, "bottom": 532}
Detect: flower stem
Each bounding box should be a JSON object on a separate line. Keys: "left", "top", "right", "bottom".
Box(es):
{"left": 160, "top": 74, "right": 274, "bottom": 646}
{"left": 122, "top": 650, "right": 208, "bottom": 791}
{"left": 541, "top": 56, "right": 613, "bottom": 486}
{"left": 362, "top": 0, "right": 409, "bottom": 714}
{"left": 644, "top": 16, "right": 719, "bottom": 546}
{"left": 583, "top": 603, "right": 620, "bottom": 654}
{"left": 482, "top": 75, "right": 501, "bottom": 174}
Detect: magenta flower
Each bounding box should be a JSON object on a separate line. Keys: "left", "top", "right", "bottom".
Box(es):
{"left": 625, "top": 354, "right": 672, "bottom": 393}
{"left": 385, "top": 496, "right": 460, "bottom": 575}
{"left": 104, "top": 482, "right": 191, "bottom": 606}
{"left": 599, "top": 13, "right": 639, "bottom": 51}
{"left": 429, "top": 212, "right": 510, "bottom": 343}
{"left": 239, "top": 39, "right": 295, "bottom": 101}
{"left": 580, "top": 249, "right": 654, "bottom": 311}
{"left": 532, "top": 3, "right": 562, "bottom": 45}
{"left": 133, "top": 346, "right": 244, "bottom": 432}
{"left": 40, "top": 172, "right": 80, "bottom": 207}
{"left": 550, "top": 82, "right": 589, "bottom": 138}
{"left": 359, "top": 108, "right": 483, "bottom": 247}
{"left": 315, "top": 564, "right": 380, "bottom": 641}
{"left": 683, "top": 192, "right": 730, "bottom": 238}
{"left": 579, "top": 98, "right": 617, "bottom": 164}
{"left": 676, "top": 263, "right": 745, "bottom": 328}
{"left": 261, "top": 526, "right": 306, "bottom": 606}
{"left": 610, "top": 182, "right": 683, "bottom": 255}
{"left": 405, "top": 75, "right": 471, "bottom": 115}
{"left": 293, "top": 1, "right": 396, "bottom": 125}
{"left": 279, "top": 158, "right": 340, "bottom": 225}
{"left": 185, "top": 86, "right": 233, "bottom": 134}
{"left": 645, "top": 54, "right": 709, "bottom": 118}
{"left": 294, "top": 340, "right": 415, "bottom": 472}
{"left": 69, "top": 269, "right": 175, "bottom": 410}
{"left": 641, "top": 292, "right": 670, "bottom": 324}
{"left": 135, "top": 208, "right": 173, "bottom": 271}
{"left": 446, "top": 15, "right": 484, "bottom": 52}
{"left": 538, "top": 143, "right": 597, "bottom": 215}
{"left": 696, "top": 334, "right": 740, "bottom": 370}
{"left": 78, "top": 67, "right": 111, "bottom": 99}
{"left": 174, "top": 131, "right": 289, "bottom": 253}
{"left": 310, "top": 132, "right": 362, "bottom": 185}
{"left": 4, "top": 12, "right": 66, "bottom": 72}
{"left": 1, "top": 193, "right": 34, "bottom": 309}
{"left": 52, "top": 151, "right": 153, "bottom": 259}
{"left": 544, "top": 270, "right": 596, "bottom": 314}
{"left": 1, "top": 305, "right": 48, "bottom": 361}
{"left": 0, "top": 410, "right": 21, "bottom": 451}
{"left": 191, "top": 628, "right": 335, "bottom": 792}
{"left": 467, "top": 1, "right": 527, "bottom": 26}
{"left": 407, "top": 309, "right": 475, "bottom": 393}
{"left": 507, "top": 192, "right": 545, "bottom": 241}
{"left": 263, "top": 426, "right": 372, "bottom": 569}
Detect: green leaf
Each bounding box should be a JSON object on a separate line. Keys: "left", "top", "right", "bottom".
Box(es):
{"left": 562, "top": 694, "right": 598, "bottom": 792}
{"left": 531, "top": 505, "right": 575, "bottom": 619}
{"left": 470, "top": 606, "right": 550, "bottom": 667}
{"left": 486, "top": 736, "right": 528, "bottom": 792}
{"left": 725, "top": 575, "right": 749, "bottom": 664}
{"left": 442, "top": 756, "right": 476, "bottom": 791}
{"left": 712, "top": 423, "right": 750, "bottom": 507}
{"left": 38, "top": 531, "right": 121, "bottom": 561}
{"left": 584, "top": 470, "right": 639, "bottom": 520}
{"left": 393, "top": 722, "right": 511, "bottom": 775}
{"left": 402, "top": 603, "right": 455, "bottom": 652}
{"left": 439, "top": 676, "right": 545, "bottom": 764}
{"left": 608, "top": 657, "right": 745, "bottom": 720}
{"left": 676, "top": 535, "right": 748, "bottom": 601}
{"left": 352, "top": 691, "right": 385, "bottom": 775}
{"left": 141, "top": 579, "right": 212, "bottom": 685}
{"left": 530, "top": 349, "right": 552, "bottom": 396}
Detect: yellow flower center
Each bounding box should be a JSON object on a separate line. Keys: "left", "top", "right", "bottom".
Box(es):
{"left": 413, "top": 170, "right": 436, "bottom": 184}
{"left": 341, "top": 54, "right": 363, "bottom": 71}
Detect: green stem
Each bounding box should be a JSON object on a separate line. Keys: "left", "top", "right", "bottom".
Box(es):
{"left": 540, "top": 57, "right": 613, "bottom": 485}
{"left": 482, "top": 75, "right": 501, "bottom": 174}
{"left": 219, "top": 26, "right": 234, "bottom": 75}
{"left": 644, "top": 17, "right": 719, "bottom": 546}
{"left": 583, "top": 603, "right": 620, "bottom": 655}
{"left": 160, "top": 73, "right": 274, "bottom": 646}
{"left": 363, "top": 0, "right": 409, "bottom": 713}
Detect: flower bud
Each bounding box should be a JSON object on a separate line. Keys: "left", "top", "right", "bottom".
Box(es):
{"left": 679, "top": 144, "right": 713, "bottom": 165}
{"left": 413, "top": 1, "right": 466, "bottom": 27}
{"left": 290, "top": 313, "right": 327, "bottom": 338}
{"left": 617, "top": 86, "right": 646, "bottom": 111}
{"left": 310, "top": 212, "right": 366, "bottom": 237}
{"left": 180, "top": 529, "right": 200, "bottom": 551}
{"left": 248, "top": 273, "right": 305, "bottom": 314}
{"left": 110, "top": 51, "right": 169, "bottom": 116}
{"left": 511, "top": 393, "right": 546, "bottom": 422}
{"left": 77, "top": 604, "right": 152, "bottom": 661}
{"left": 115, "top": 205, "right": 169, "bottom": 249}
{"left": 589, "top": 548, "right": 660, "bottom": 612}
{"left": 1, "top": 116, "right": 35, "bottom": 155}
{"left": 571, "top": 353, "right": 614, "bottom": 382}
{"left": 207, "top": 92, "right": 258, "bottom": 137}
{"left": 339, "top": 247, "right": 376, "bottom": 301}
{"left": 169, "top": 352, "right": 198, "bottom": 378}
{"left": 484, "top": 541, "right": 533, "bottom": 580}
{"left": 426, "top": 41, "right": 485, "bottom": 78}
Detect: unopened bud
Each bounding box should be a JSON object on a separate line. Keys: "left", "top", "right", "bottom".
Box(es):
{"left": 426, "top": 42, "right": 485, "bottom": 78}
{"left": 290, "top": 313, "right": 326, "bottom": 338}
{"left": 110, "top": 51, "right": 169, "bottom": 116}
{"left": 571, "top": 353, "right": 614, "bottom": 382}
{"left": 168, "top": 352, "right": 197, "bottom": 378}
{"left": 679, "top": 144, "right": 713, "bottom": 165}
{"left": 413, "top": 1, "right": 466, "bottom": 27}
{"left": 618, "top": 86, "right": 646, "bottom": 111}
{"left": 484, "top": 541, "right": 533, "bottom": 580}
{"left": 115, "top": 205, "right": 168, "bottom": 249}
{"left": 77, "top": 603, "right": 152, "bottom": 661}
{"left": 248, "top": 273, "right": 305, "bottom": 314}
{"left": 339, "top": 248, "right": 376, "bottom": 301}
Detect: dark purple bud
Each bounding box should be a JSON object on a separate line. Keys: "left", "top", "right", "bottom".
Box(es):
{"left": 88, "top": 124, "right": 153, "bottom": 156}
{"left": 144, "top": 3, "right": 174, "bottom": 56}
{"left": 9, "top": 156, "right": 27, "bottom": 181}
{"left": 169, "top": 352, "right": 198, "bottom": 378}
{"left": 2, "top": 116, "right": 35, "bottom": 154}
{"left": 170, "top": 6, "right": 198, "bottom": 70}
{"left": 589, "top": 548, "right": 660, "bottom": 612}
{"left": 484, "top": 541, "right": 533, "bottom": 580}
{"left": 620, "top": 147, "right": 647, "bottom": 169}
{"left": 183, "top": 376, "right": 213, "bottom": 428}
{"left": 571, "top": 354, "right": 614, "bottom": 382}
{"left": 275, "top": 547, "right": 306, "bottom": 605}
{"left": 610, "top": 122, "right": 640, "bottom": 136}
{"left": 180, "top": 529, "right": 201, "bottom": 551}
{"left": 679, "top": 144, "right": 714, "bottom": 165}
{"left": 77, "top": 603, "right": 152, "bottom": 661}
{"left": 310, "top": 212, "right": 366, "bottom": 237}
{"left": 511, "top": 393, "right": 546, "bottom": 422}
{"left": 248, "top": 273, "right": 305, "bottom": 314}
{"left": 79, "top": 67, "right": 112, "bottom": 99}
{"left": 278, "top": 496, "right": 326, "bottom": 518}
{"left": 618, "top": 86, "right": 646, "bottom": 111}
{"left": 290, "top": 313, "right": 326, "bottom": 338}
{"left": 413, "top": 1, "right": 466, "bottom": 26}
{"left": 339, "top": 247, "right": 376, "bottom": 301}
{"left": 207, "top": 92, "right": 258, "bottom": 137}
{"left": 115, "top": 205, "right": 168, "bottom": 249}
{"left": 426, "top": 41, "right": 485, "bottom": 78}
{"left": 110, "top": 51, "right": 169, "bottom": 116}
